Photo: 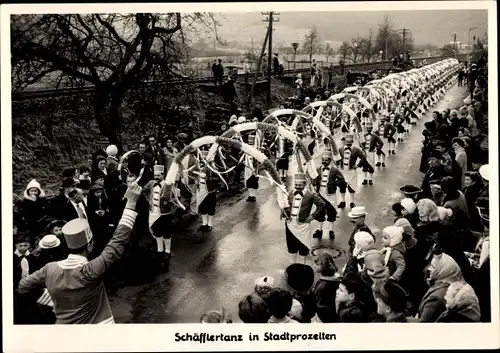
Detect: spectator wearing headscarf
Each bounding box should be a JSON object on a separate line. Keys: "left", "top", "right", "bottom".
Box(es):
{"left": 418, "top": 253, "right": 463, "bottom": 322}
{"left": 436, "top": 281, "right": 481, "bottom": 322}
{"left": 380, "top": 226, "right": 406, "bottom": 282}
{"left": 21, "top": 179, "right": 48, "bottom": 237}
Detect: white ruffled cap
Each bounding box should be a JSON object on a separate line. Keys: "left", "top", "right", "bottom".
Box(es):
{"left": 401, "top": 198, "right": 416, "bottom": 214}
{"left": 106, "top": 144, "right": 118, "bottom": 157}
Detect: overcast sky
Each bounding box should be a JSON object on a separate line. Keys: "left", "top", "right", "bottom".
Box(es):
{"left": 212, "top": 10, "right": 488, "bottom": 46}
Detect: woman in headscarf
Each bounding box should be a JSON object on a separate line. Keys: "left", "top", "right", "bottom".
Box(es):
{"left": 20, "top": 179, "right": 48, "bottom": 238}
{"left": 436, "top": 281, "right": 481, "bottom": 322}
{"left": 415, "top": 198, "right": 473, "bottom": 284}
{"left": 418, "top": 253, "right": 463, "bottom": 322}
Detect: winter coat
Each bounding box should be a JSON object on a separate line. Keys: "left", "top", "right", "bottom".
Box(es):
{"left": 313, "top": 275, "right": 341, "bottom": 321}
{"left": 382, "top": 242, "right": 406, "bottom": 281}
{"left": 443, "top": 191, "right": 469, "bottom": 226}
{"left": 21, "top": 180, "right": 48, "bottom": 237}
{"left": 463, "top": 182, "right": 485, "bottom": 232}
{"left": 338, "top": 300, "right": 369, "bottom": 323}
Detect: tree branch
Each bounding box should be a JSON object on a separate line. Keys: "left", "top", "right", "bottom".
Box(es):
{"left": 94, "top": 14, "right": 130, "bottom": 47}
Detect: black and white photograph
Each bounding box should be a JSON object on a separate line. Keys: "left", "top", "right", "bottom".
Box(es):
{"left": 2, "top": 1, "right": 498, "bottom": 352}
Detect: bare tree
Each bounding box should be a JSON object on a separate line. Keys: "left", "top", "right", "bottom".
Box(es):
{"left": 338, "top": 41, "right": 351, "bottom": 62}
{"left": 441, "top": 44, "right": 456, "bottom": 57}
{"left": 303, "top": 26, "right": 321, "bottom": 64}
{"left": 323, "top": 43, "right": 336, "bottom": 63}
{"left": 11, "top": 13, "right": 220, "bottom": 150}
{"left": 374, "top": 15, "right": 414, "bottom": 59}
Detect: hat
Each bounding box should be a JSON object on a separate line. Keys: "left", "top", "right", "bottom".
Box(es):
{"left": 382, "top": 226, "right": 404, "bottom": 247}
{"left": 428, "top": 150, "right": 443, "bottom": 160}
{"left": 238, "top": 116, "right": 247, "bottom": 124}
{"left": 354, "top": 231, "right": 375, "bottom": 251}
{"left": 344, "top": 134, "right": 354, "bottom": 142}
{"left": 341, "top": 272, "right": 364, "bottom": 294}
{"left": 106, "top": 145, "right": 118, "bottom": 157}
{"left": 437, "top": 206, "right": 453, "bottom": 221}
{"left": 363, "top": 250, "right": 389, "bottom": 280}
{"left": 463, "top": 96, "right": 472, "bottom": 105}
{"left": 62, "top": 218, "right": 93, "bottom": 249}
{"left": 254, "top": 276, "right": 274, "bottom": 288}
{"left": 375, "top": 280, "right": 409, "bottom": 312}
{"left": 15, "top": 232, "right": 30, "bottom": 245}
{"left": 429, "top": 179, "right": 442, "bottom": 189}
{"left": 78, "top": 179, "right": 91, "bottom": 190}
{"left": 228, "top": 115, "right": 238, "bottom": 125}
{"left": 285, "top": 263, "right": 315, "bottom": 293}
{"left": 62, "top": 178, "right": 76, "bottom": 188}
{"left": 321, "top": 151, "right": 332, "bottom": 159}
{"left": 153, "top": 165, "right": 165, "bottom": 174}
{"left": 400, "top": 198, "right": 416, "bottom": 214}
{"left": 177, "top": 133, "right": 188, "bottom": 141}
{"left": 479, "top": 164, "right": 489, "bottom": 181}
{"left": 62, "top": 167, "right": 76, "bottom": 178}
{"left": 39, "top": 234, "right": 61, "bottom": 249}
{"left": 348, "top": 206, "right": 368, "bottom": 218}
{"left": 294, "top": 173, "right": 307, "bottom": 182}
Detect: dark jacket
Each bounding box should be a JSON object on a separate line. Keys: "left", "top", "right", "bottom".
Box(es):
{"left": 338, "top": 300, "right": 369, "bottom": 323}
{"left": 313, "top": 165, "right": 345, "bottom": 194}
{"left": 421, "top": 164, "right": 452, "bottom": 199}
{"left": 418, "top": 282, "right": 449, "bottom": 322}
{"left": 313, "top": 275, "right": 341, "bottom": 321}
{"left": 385, "top": 242, "right": 406, "bottom": 281}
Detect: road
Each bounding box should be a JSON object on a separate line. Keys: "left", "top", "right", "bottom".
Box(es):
{"left": 107, "top": 83, "right": 467, "bottom": 323}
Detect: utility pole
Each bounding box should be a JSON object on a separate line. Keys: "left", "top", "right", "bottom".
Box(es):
{"left": 452, "top": 33, "right": 458, "bottom": 56}
{"left": 262, "top": 11, "right": 280, "bottom": 104}
{"left": 399, "top": 28, "right": 411, "bottom": 56}
{"left": 248, "top": 26, "right": 270, "bottom": 107}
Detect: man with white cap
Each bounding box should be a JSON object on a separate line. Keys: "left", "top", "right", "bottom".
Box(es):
{"left": 282, "top": 173, "right": 325, "bottom": 264}
{"left": 347, "top": 206, "right": 374, "bottom": 254}
{"left": 312, "top": 151, "right": 341, "bottom": 240}
{"left": 18, "top": 182, "right": 142, "bottom": 324}
{"left": 338, "top": 134, "right": 367, "bottom": 208}
{"left": 142, "top": 164, "right": 174, "bottom": 267}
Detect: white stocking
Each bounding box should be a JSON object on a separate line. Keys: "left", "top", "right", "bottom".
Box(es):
{"left": 349, "top": 192, "right": 355, "bottom": 204}
{"left": 201, "top": 214, "right": 208, "bottom": 225}
{"left": 163, "top": 238, "right": 172, "bottom": 253}
{"left": 368, "top": 173, "right": 373, "bottom": 181}
{"left": 207, "top": 215, "right": 214, "bottom": 227}
{"left": 155, "top": 237, "right": 164, "bottom": 252}
{"left": 327, "top": 221, "right": 334, "bottom": 231}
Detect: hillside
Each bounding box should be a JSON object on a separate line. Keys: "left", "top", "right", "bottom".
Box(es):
{"left": 11, "top": 79, "right": 295, "bottom": 196}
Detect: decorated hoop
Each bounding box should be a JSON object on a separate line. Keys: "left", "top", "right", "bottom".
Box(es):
{"left": 117, "top": 150, "right": 146, "bottom": 184}
{"left": 162, "top": 136, "right": 291, "bottom": 210}
{"left": 218, "top": 121, "right": 319, "bottom": 179}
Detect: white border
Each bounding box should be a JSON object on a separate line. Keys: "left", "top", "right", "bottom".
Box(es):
{"left": 2, "top": 2, "right": 498, "bottom": 352}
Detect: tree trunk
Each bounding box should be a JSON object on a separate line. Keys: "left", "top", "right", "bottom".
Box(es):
{"left": 93, "top": 87, "right": 123, "bottom": 153}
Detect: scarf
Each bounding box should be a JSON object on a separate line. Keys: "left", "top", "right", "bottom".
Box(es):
{"left": 15, "top": 249, "right": 30, "bottom": 278}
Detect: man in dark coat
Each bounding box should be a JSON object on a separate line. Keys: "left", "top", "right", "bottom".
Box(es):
{"left": 421, "top": 150, "right": 452, "bottom": 199}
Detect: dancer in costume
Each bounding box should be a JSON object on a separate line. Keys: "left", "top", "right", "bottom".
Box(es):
{"left": 282, "top": 173, "right": 325, "bottom": 264}
{"left": 276, "top": 135, "right": 291, "bottom": 181}
{"left": 337, "top": 134, "right": 367, "bottom": 209}
{"left": 143, "top": 165, "right": 174, "bottom": 266}
{"left": 361, "top": 121, "right": 383, "bottom": 181}
{"left": 196, "top": 151, "right": 220, "bottom": 232}
{"left": 384, "top": 114, "right": 398, "bottom": 155}
{"left": 312, "top": 151, "right": 340, "bottom": 240}
{"left": 245, "top": 134, "right": 260, "bottom": 203}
